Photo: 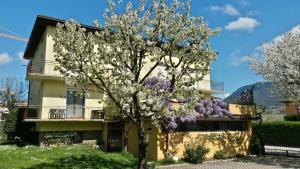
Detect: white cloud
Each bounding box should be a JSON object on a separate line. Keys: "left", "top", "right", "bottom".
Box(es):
{"left": 230, "top": 55, "right": 251, "bottom": 66}
{"left": 225, "top": 17, "right": 260, "bottom": 32}
{"left": 0, "top": 53, "right": 13, "bottom": 65}
{"left": 228, "top": 50, "right": 251, "bottom": 66}
{"left": 17, "top": 52, "right": 27, "bottom": 63}
{"left": 210, "top": 4, "right": 239, "bottom": 16}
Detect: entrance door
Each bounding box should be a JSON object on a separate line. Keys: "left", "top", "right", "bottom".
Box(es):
{"left": 66, "top": 90, "right": 85, "bottom": 119}
{"left": 107, "top": 122, "right": 123, "bottom": 151}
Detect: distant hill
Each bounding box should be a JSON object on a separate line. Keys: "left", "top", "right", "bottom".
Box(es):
{"left": 224, "top": 82, "right": 282, "bottom": 107}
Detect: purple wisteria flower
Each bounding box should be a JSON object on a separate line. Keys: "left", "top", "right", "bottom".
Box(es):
{"left": 144, "top": 77, "right": 233, "bottom": 131}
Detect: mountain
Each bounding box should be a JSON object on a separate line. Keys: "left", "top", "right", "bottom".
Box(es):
{"left": 224, "top": 82, "right": 282, "bottom": 107}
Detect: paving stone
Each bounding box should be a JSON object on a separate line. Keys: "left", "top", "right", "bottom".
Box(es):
{"left": 159, "top": 156, "right": 300, "bottom": 169}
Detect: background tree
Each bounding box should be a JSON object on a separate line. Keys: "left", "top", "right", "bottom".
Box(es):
{"left": 0, "top": 76, "right": 27, "bottom": 111}
{"left": 250, "top": 31, "right": 300, "bottom": 107}
{"left": 52, "top": 0, "right": 219, "bottom": 168}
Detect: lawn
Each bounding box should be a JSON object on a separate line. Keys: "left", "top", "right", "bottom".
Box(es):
{"left": 0, "top": 145, "right": 137, "bottom": 169}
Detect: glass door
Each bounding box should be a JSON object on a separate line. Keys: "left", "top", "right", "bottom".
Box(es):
{"left": 66, "top": 90, "right": 85, "bottom": 119}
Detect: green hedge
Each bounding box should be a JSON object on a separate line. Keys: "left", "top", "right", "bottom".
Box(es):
{"left": 284, "top": 115, "right": 300, "bottom": 121}
{"left": 252, "top": 121, "right": 300, "bottom": 148}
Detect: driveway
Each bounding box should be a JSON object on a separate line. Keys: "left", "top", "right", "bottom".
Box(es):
{"left": 159, "top": 156, "right": 300, "bottom": 169}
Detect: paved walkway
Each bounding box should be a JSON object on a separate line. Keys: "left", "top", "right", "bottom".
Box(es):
{"left": 159, "top": 156, "right": 300, "bottom": 169}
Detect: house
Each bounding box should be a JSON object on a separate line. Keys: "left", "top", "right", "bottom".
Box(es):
{"left": 282, "top": 100, "right": 299, "bottom": 117}
{"left": 0, "top": 107, "right": 9, "bottom": 121}
{"left": 22, "top": 15, "right": 257, "bottom": 160}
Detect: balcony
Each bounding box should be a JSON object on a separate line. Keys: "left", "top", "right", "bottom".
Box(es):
{"left": 196, "top": 80, "right": 224, "bottom": 93}
{"left": 23, "top": 106, "right": 105, "bottom": 122}
{"left": 26, "top": 60, "right": 63, "bottom": 80}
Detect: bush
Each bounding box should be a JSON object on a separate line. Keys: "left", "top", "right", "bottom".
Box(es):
{"left": 159, "top": 157, "right": 176, "bottom": 165}
{"left": 214, "top": 150, "right": 226, "bottom": 159}
{"left": 43, "top": 132, "right": 77, "bottom": 145}
{"left": 0, "top": 122, "right": 5, "bottom": 141}
{"left": 249, "top": 133, "right": 263, "bottom": 155}
{"left": 284, "top": 115, "right": 300, "bottom": 121}
{"left": 184, "top": 145, "right": 209, "bottom": 164}
{"left": 3, "top": 109, "right": 18, "bottom": 137}
{"left": 2, "top": 108, "right": 36, "bottom": 145}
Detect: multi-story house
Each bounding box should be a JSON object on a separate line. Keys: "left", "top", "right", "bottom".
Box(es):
{"left": 22, "top": 15, "right": 256, "bottom": 160}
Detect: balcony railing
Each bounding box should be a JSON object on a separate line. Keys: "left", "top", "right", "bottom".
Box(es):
{"left": 23, "top": 108, "right": 39, "bottom": 119}
{"left": 196, "top": 80, "right": 224, "bottom": 93}
{"left": 23, "top": 106, "right": 105, "bottom": 120}
{"left": 91, "top": 110, "right": 105, "bottom": 119}
{"left": 48, "top": 107, "right": 84, "bottom": 119}
{"left": 27, "top": 60, "right": 62, "bottom": 77}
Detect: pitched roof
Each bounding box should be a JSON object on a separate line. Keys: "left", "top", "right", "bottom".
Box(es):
{"left": 23, "top": 15, "right": 100, "bottom": 59}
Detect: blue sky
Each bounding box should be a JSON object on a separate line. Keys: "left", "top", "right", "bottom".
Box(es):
{"left": 0, "top": 0, "right": 299, "bottom": 97}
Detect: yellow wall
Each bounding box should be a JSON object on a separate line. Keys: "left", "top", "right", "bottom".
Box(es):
{"left": 37, "top": 79, "right": 104, "bottom": 120}
{"left": 156, "top": 127, "right": 251, "bottom": 160}
{"left": 36, "top": 121, "right": 103, "bottom": 132}
{"left": 229, "top": 104, "right": 256, "bottom": 115}
{"left": 126, "top": 122, "right": 251, "bottom": 161}
{"left": 126, "top": 122, "right": 159, "bottom": 161}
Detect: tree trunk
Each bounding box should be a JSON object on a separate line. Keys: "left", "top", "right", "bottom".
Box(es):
{"left": 137, "top": 125, "right": 148, "bottom": 169}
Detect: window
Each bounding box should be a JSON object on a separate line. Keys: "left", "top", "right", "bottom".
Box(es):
{"left": 66, "top": 90, "right": 85, "bottom": 118}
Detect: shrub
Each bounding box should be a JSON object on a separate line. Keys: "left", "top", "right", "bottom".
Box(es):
{"left": 284, "top": 115, "right": 300, "bottom": 121}
{"left": 214, "top": 150, "right": 225, "bottom": 159}
{"left": 2, "top": 108, "right": 36, "bottom": 145}
{"left": 249, "top": 133, "right": 263, "bottom": 155}
{"left": 3, "top": 109, "right": 18, "bottom": 137}
{"left": 159, "top": 157, "right": 176, "bottom": 165}
{"left": 43, "top": 132, "right": 77, "bottom": 145}
{"left": 184, "top": 145, "right": 209, "bottom": 164}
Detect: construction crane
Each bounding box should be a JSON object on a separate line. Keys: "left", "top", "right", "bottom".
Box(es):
{"left": 0, "top": 33, "right": 28, "bottom": 42}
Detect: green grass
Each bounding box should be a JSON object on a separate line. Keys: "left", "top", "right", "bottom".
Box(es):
{"left": 0, "top": 145, "right": 137, "bottom": 169}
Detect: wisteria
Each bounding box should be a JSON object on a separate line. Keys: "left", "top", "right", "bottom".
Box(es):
{"left": 143, "top": 77, "right": 171, "bottom": 94}
{"left": 161, "top": 99, "right": 232, "bottom": 131}
{"left": 143, "top": 77, "right": 232, "bottom": 131}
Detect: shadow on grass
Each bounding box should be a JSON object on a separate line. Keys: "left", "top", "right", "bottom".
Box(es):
{"left": 234, "top": 155, "right": 300, "bottom": 169}
{"left": 25, "top": 154, "right": 137, "bottom": 169}
{"left": 0, "top": 141, "right": 15, "bottom": 145}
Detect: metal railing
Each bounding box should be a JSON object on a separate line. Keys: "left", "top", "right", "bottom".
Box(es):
{"left": 23, "top": 108, "right": 39, "bottom": 119}
{"left": 48, "top": 107, "right": 84, "bottom": 119}
{"left": 196, "top": 80, "right": 224, "bottom": 92}
{"left": 91, "top": 110, "right": 105, "bottom": 119}
{"left": 27, "top": 60, "right": 62, "bottom": 77}
{"left": 210, "top": 81, "right": 224, "bottom": 92}
{"left": 23, "top": 106, "right": 105, "bottom": 120}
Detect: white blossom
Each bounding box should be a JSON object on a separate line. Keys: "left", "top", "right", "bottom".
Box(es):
{"left": 250, "top": 31, "right": 300, "bottom": 105}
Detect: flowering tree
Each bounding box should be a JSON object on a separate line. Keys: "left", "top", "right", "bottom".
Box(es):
{"left": 250, "top": 32, "right": 300, "bottom": 106}
{"left": 0, "top": 76, "right": 27, "bottom": 111}
{"left": 52, "top": 0, "right": 219, "bottom": 168}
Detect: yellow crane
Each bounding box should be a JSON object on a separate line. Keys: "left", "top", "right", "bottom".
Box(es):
{"left": 0, "top": 33, "right": 28, "bottom": 42}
